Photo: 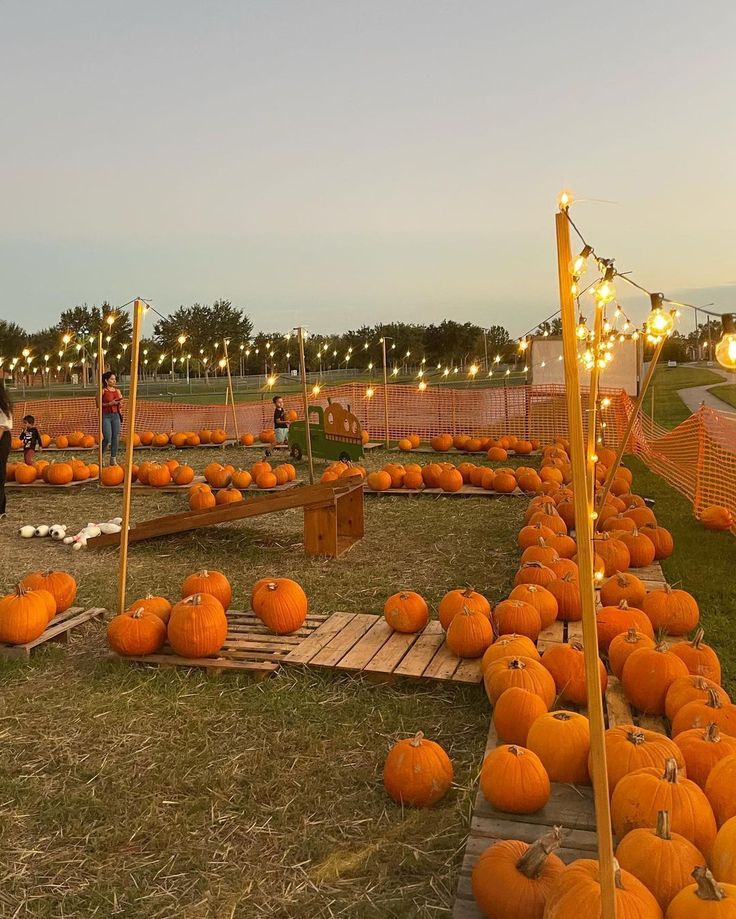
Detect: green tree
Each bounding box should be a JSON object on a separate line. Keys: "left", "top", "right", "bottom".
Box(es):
{"left": 0, "top": 319, "right": 30, "bottom": 366}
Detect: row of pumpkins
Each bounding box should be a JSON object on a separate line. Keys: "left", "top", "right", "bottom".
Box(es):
{"left": 363, "top": 461, "right": 525, "bottom": 493}
{"left": 0, "top": 570, "right": 77, "bottom": 643}
{"left": 395, "top": 432, "right": 540, "bottom": 456}
{"left": 187, "top": 461, "right": 299, "bottom": 509}
{"left": 6, "top": 458, "right": 99, "bottom": 484}
{"left": 383, "top": 438, "right": 736, "bottom": 917}
{"left": 106, "top": 570, "right": 309, "bottom": 658}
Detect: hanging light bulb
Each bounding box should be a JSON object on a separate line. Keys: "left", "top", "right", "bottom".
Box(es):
{"left": 715, "top": 314, "right": 736, "bottom": 370}
{"left": 576, "top": 316, "right": 588, "bottom": 340}
{"left": 418, "top": 380, "right": 427, "bottom": 391}
{"left": 518, "top": 338, "right": 529, "bottom": 352}
{"left": 365, "top": 386, "right": 375, "bottom": 398}
{"left": 568, "top": 245, "right": 593, "bottom": 279}
{"left": 645, "top": 293, "right": 675, "bottom": 340}
{"left": 312, "top": 383, "right": 321, "bottom": 395}
{"left": 632, "top": 331, "right": 640, "bottom": 341}
{"left": 592, "top": 266, "right": 616, "bottom": 305}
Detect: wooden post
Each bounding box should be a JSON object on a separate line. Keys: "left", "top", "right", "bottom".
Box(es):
{"left": 297, "top": 327, "right": 314, "bottom": 484}
{"left": 116, "top": 298, "right": 144, "bottom": 615}
{"left": 222, "top": 339, "right": 239, "bottom": 441}
{"left": 555, "top": 208, "right": 617, "bottom": 919}
{"left": 97, "top": 330, "right": 104, "bottom": 477}
{"left": 595, "top": 336, "right": 666, "bottom": 520}
{"left": 381, "top": 338, "right": 390, "bottom": 448}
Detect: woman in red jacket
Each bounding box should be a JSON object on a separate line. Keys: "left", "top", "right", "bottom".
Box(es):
{"left": 101, "top": 371, "right": 123, "bottom": 465}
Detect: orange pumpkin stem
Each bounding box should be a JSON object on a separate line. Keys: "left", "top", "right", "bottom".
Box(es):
{"left": 515, "top": 827, "right": 562, "bottom": 879}
{"left": 129, "top": 608, "right": 146, "bottom": 620}
{"left": 706, "top": 689, "right": 723, "bottom": 710}
{"left": 656, "top": 810, "right": 671, "bottom": 840}
{"left": 410, "top": 731, "right": 425, "bottom": 748}
{"left": 691, "top": 629, "right": 705, "bottom": 649}
{"left": 623, "top": 628, "right": 640, "bottom": 644}
{"left": 14, "top": 583, "right": 29, "bottom": 597}
{"left": 692, "top": 867, "right": 727, "bottom": 901}
{"left": 705, "top": 722, "right": 721, "bottom": 743}
{"left": 663, "top": 758, "right": 680, "bottom": 783}
{"left": 625, "top": 728, "right": 647, "bottom": 747}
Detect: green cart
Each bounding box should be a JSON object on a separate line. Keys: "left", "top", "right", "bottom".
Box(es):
{"left": 288, "top": 401, "right": 364, "bottom": 463}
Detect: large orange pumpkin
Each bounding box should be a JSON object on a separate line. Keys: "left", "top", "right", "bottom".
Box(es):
{"left": 508, "top": 583, "right": 558, "bottom": 628}
{"left": 167, "top": 594, "right": 228, "bottom": 658}
{"left": 437, "top": 587, "right": 491, "bottom": 630}
{"left": 670, "top": 630, "right": 721, "bottom": 685}
{"left": 19, "top": 570, "right": 77, "bottom": 613}
{"left": 0, "top": 585, "right": 49, "bottom": 644}
{"left": 543, "top": 858, "right": 668, "bottom": 918}
{"left": 675, "top": 723, "right": 736, "bottom": 790}
{"left": 492, "top": 599, "right": 541, "bottom": 642}
{"left": 609, "top": 629, "right": 657, "bottom": 679}
{"left": 666, "top": 868, "right": 736, "bottom": 919}
{"left": 471, "top": 830, "right": 564, "bottom": 919}
{"left": 383, "top": 591, "right": 428, "bottom": 633}
{"left": 382, "top": 731, "right": 453, "bottom": 807}
{"left": 180, "top": 569, "right": 232, "bottom": 610}
{"left": 622, "top": 643, "right": 690, "bottom": 715}
{"left": 493, "top": 687, "right": 549, "bottom": 747}
{"left": 699, "top": 505, "right": 735, "bottom": 530}
{"left": 599, "top": 724, "right": 685, "bottom": 793}
{"left": 527, "top": 710, "right": 590, "bottom": 785}
{"left": 642, "top": 586, "right": 700, "bottom": 636}
{"left": 706, "top": 754, "right": 736, "bottom": 827}
{"left": 484, "top": 656, "right": 556, "bottom": 708}
{"left": 480, "top": 744, "right": 551, "bottom": 815}
{"left": 541, "top": 640, "right": 607, "bottom": 706}
{"left": 446, "top": 606, "right": 493, "bottom": 658}
{"left": 107, "top": 607, "right": 167, "bottom": 656}
{"left": 252, "top": 578, "right": 308, "bottom": 634}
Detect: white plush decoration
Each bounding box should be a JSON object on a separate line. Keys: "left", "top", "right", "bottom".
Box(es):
{"left": 35, "top": 525, "right": 50, "bottom": 538}
{"left": 49, "top": 524, "right": 68, "bottom": 541}
{"left": 62, "top": 518, "right": 122, "bottom": 550}
{"left": 19, "top": 525, "right": 36, "bottom": 539}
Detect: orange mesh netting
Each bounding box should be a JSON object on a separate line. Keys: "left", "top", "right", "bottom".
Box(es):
{"left": 14, "top": 385, "right": 736, "bottom": 529}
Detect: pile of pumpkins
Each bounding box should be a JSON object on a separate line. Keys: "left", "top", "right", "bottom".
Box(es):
{"left": 424, "top": 432, "right": 540, "bottom": 455}
{"left": 11, "top": 432, "right": 54, "bottom": 450}
{"left": 187, "top": 460, "right": 297, "bottom": 509}
{"left": 6, "top": 458, "right": 99, "bottom": 484}
{"left": 0, "top": 570, "right": 77, "bottom": 643}
{"left": 106, "top": 570, "right": 309, "bottom": 657}
{"left": 364, "top": 460, "right": 526, "bottom": 493}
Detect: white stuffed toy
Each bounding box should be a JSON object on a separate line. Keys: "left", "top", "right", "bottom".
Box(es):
{"left": 49, "top": 524, "right": 68, "bottom": 541}
{"left": 19, "top": 524, "right": 53, "bottom": 539}
{"left": 63, "top": 517, "right": 122, "bottom": 550}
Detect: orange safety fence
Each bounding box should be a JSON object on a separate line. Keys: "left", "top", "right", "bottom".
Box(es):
{"left": 13, "top": 385, "right": 736, "bottom": 529}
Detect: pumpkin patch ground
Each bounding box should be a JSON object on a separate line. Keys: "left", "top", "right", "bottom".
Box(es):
{"left": 1, "top": 445, "right": 735, "bottom": 915}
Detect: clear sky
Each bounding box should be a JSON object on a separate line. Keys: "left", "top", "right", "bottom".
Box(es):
{"left": 1, "top": 0, "right": 734, "bottom": 337}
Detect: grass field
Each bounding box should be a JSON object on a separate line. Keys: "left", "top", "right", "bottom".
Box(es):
{"left": 707, "top": 382, "right": 736, "bottom": 410}
{"left": 0, "top": 446, "right": 529, "bottom": 918}
{"left": 646, "top": 365, "right": 725, "bottom": 429}
{"left": 1, "top": 444, "right": 734, "bottom": 916}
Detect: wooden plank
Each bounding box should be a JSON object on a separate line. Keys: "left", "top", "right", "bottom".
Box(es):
{"left": 566, "top": 621, "right": 584, "bottom": 643}
{"left": 637, "top": 715, "right": 668, "bottom": 735}
{"left": 283, "top": 612, "right": 356, "bottom": 664}
{"left": 393, "top": 621, "right": 446, "bottom": 677}
{"left": 308, "top": 614, "right": 376, "bottom": 667}
{"left": 605, "top": 676, "right": 634, "bottom": 727}
{"left": 0, "top": 607, "right": 105, "bottom": 659}
{"left": 422, "top": 642, "right": 462, "bottom": 680}
{"left": 364, "top": 485, "right": 526, "bottom": 498}
{"left": 361, "top": 628, "right": 421, "bottom": 675}
{"left": 537, "top": 620, "right": 564, "bottom": 652}
{"left": 114, "top": 653, "right": 278, "bottom": 673}
{"left": 474, "top": 783, "right": 596, "bottom": 831}
{"left": 6, "top": 478, "right": 98, "bottom": 489}
{"left": 303, "top": 504, "right": 338, "bottom": 557}
{"left": 452, "top": 656, "right": 485, "bottom": 684}
{"left": 335, "top": 618, "right": 394, "bottom": 671}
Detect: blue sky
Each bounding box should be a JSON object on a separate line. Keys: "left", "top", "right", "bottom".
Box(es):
{"left": 1, "top": 0, "right": 734, "bottom": 336}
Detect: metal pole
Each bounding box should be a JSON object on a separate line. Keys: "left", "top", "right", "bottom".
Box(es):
{"left": 595, "top": 335, "right": 667, "bottom": 520}
{"left": 381, "top": 338, "right": 390, "bottom": 448}
{"left": 297, "top": 327, "right": 314, "bottom": 484}
{"left": 97, "top": 331, "right": 104, "bottom": 476}
{"left": 556, "top": 208, "right": 617, "bottom": 919}
{"left": 117, "top": 298, "right": 143, "bottom": 615}
{"left": 222, "top": 340, "right": 240, "bottom": 441}
{"left": 483, "top": 330, "right": 488, "bottom": 370}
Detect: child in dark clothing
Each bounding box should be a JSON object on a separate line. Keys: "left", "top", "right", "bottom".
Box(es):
{"left": 273, "top": 396, "right": 289, "bottom": 444}
{"left": 21, "top": 415, "right": 42, "bottom": 466}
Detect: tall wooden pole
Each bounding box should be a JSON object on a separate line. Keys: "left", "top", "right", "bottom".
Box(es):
{"left": 297, "top": 327, "right": 314, "bottom": 484}
{"left": 381, "top": 338, "right": 390, "bottom": 449}
{"left": 222, "top": 340, "right": 239, "bottom": 441}
{"left": 97, "top": 330, "right": 104, "bottom": 478}
{"left": 116, "top": 298, "right": 143, "bottom": 616}
{"left": 556, "top": 209, "right": 617, "bottom": 919}
{"left": 595, "top": 335, "right": 666, "bottom": 522}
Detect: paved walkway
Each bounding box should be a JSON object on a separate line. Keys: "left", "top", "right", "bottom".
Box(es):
{"left": 677, "top": 367, "right": 734, "bottom": 413}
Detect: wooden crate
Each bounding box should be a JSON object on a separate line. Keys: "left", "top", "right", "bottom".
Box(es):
{"left": 284, "top": 613, "right": 483, "bottom": 684}
{"left": 452, "top": 719, "right": 597, "bottom": 919}
{"left": 0, "top": 607, "right": 106, "bottom": 659}
{"left": 110, "top": 609, "right": 328, "bottom": 676}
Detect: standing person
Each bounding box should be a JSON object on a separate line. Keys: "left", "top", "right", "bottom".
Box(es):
{"left": 0, "top": 380, "right": 13, "bottom": 520}
{"left": 273, "top": 395, "right": 289, "bottom": 445}
{"left": 21, "top": 415, "right": 42, "bottom": 465}
{"left": 101, "top": 371, "right": 123, "bottom": 465}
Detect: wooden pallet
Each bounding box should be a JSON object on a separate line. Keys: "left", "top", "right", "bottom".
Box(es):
{"left": 111, "top": 609, "right": 328, "bottom": 675}
{"left": 0, "top": 607, "right": 106, "bottom": 659}
{"left": 408, "top": 445, "right": 538, "bottom": 456}
{"left": 284, "top": 613, "right": 483, "bottom": 684}
{"left": 364, "top": 484, "right": 526, "bottom": 498}
{"left": 103, "top": 477, "right": 300, "bottom": 494}
{"left": 6, "top": 478, "right": 99, "bottom": 489}
{"left": 452, "top": 719, "right": 597, "bottom": 919}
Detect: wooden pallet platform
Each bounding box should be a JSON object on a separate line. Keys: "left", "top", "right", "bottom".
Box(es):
{"left": 284, "top": 613, "right": 483, "bottom": 684}
{"left": 6, "top": 477, "right": 99, "bottom": 489}
{"left": 111, "top": 609, "right": 328, "bottom": 675}
{"left": 103, "top": 477, "right": 299, "bottom": 494}
{"left": 364, "top": 484, "right": 526, "bottom": 498}
{"left": 0, "top": 607, "right": 106, "bottom": 659}
{"left": 408, "top": 445, "right": 538, "bottom": 456}
{"left": 452, "top": 719, "right": 597, "bottom": 919}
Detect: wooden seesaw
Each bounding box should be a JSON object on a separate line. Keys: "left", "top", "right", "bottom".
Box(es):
{"left": 86, "top": 479, "right": 364, "bottom": 558}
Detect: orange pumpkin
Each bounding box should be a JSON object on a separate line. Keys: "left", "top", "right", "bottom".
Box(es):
{"left": 480, "top": 744, "right": 551, "bottom": 815}
{"left": 493, "top": 599, "right": 542, "bottom": 642}
{"left": 0, "top": 585, "right": 50, "bottom": 643}
{"left": 107, "top": 607, "right": 167, "bottom": 656}
{"left": 541, "top": 640, "right": 607, "bottom": 706}
{"left": 622, "top": 643, "right": 690, "bottom": 715}
{"left": 609, "top": 629, "right": 657, "bottom": 680}
{"left": 642, "top": 586, "right": 700, "bottom": 636}
{"left": 700, "top": 505, "right": 735, "bottom": 530}
{"left": 437, "top": 588, "right": 491, "bottom": 630}
{"left": 508, "top": 584, "right": 558, "bottom": 629}
{"left": 484, "top": 656, "right": 556, "bottom": 708}
{"left": 600, "top": 724, "right": 685, "bottom": 793}
{"left": 19, "top": 570, "right": 76, "bottom": 613}
{"left": 382, "top": 731, "right": 453, "bottom": 807}
{"left": 180, "top": 569, "right": 232, "bottom": 610}
{"left": 383, "top": 591, "right": 429, "bottom": 633}
{"left": 253, "top": 578, "right": 308, "bottom": 634}
{"left": 481, "top": 635, "right": 540, "bottom": 671}
{"left": 670, "top": 630, "right": 721, "bottom": 685}
{"left": 527, "top": 710, "right": 591, "bottom": 785}
{"left": 446, "top": 607, "right": 493, "bottom": 658}
{"left": 167, "top": 594, "right": 228, "bottom": 658}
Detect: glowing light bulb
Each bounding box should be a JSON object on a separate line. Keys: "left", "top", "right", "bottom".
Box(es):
{"left": 518, "top": 339, "right": 529, "bottom": 352}
{"left": 590, "top": 511, "right": 598, "bottom": 521}
{"left": 178, "top": 334, "right": 187, "bottom": 345}
{"left": 594, "top": 571, "right": 604, "bottom": 582}
{"left": 312, "top": 383, "right": 321, "bottom": 395}
{"left": 601, "top": 397, "right": 611, "bottom": 408}
{"left": 267, "top": 375, "right": 276, "bottom": 387}
{"left": 558, "top": 190, "right": 572, "bottom": 210}
{"left": 568, "top": 245, "right": 592, "bottom": 279}
{"left": 365, "top": 386, "right": 374, "bottom": 398}
{"left": 592, "top": 277, "right": 616, "bottom": 304}
{"left": 645, "top": 294, "right": 675, "bottom": 340}
{"left": 418, "top": 381, "right": 427, "bottom": 391}
{"left": 469, "top": 364, "right": 478, "bottom": 377}
{"left": 632, "top": 331, "right": 640, "bottom": 341}
{"left": 576, "top": 317, "right": 588, "bottom": 340}
{"left": 715, "top": 314, "right": 736, "bottom": 370}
